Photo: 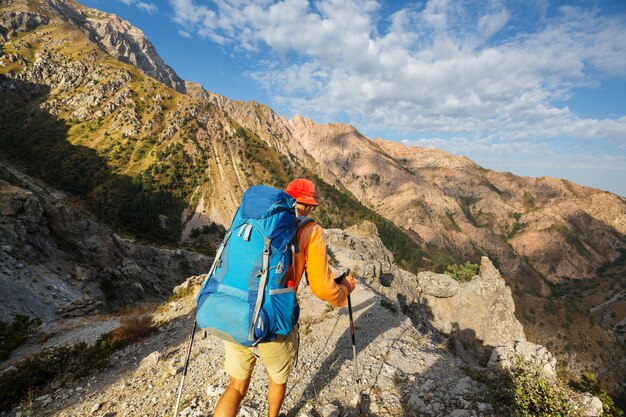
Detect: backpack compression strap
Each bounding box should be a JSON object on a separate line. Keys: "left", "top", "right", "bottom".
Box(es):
{"left": 198, "top": 230, "right": 232, "bottom": 296}
{"left": 249, "top": 237, "right": 272, "bottom": 342}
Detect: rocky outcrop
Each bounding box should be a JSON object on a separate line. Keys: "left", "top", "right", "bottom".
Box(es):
{"left": 0, "top": 10, "right": 49, "bottom": 41}
{"left": 487, "top": 341, "right": 604, "bottom": 417}
{"left": 0, "top": 160, "right": 209, "bottom": 322}
{"left": 418, "top": 257, "right": 526, "bottom": 364}
{"left": 44, "top": 0, "right": 186, "bottom": 93}
{"left": 324, "top": 221, "right": 420, "bottom": 302}
{"left": 488, "top": 340, "right": 556, "bottom": 378}
{"left": 326, "top": 223, "right": 526, "bottom": 366}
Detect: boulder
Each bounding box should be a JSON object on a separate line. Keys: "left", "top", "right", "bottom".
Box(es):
{"left": 577, "top": 393, "right": 604, "bottom": 417}
{"left": 487, "top": 340, "right": 556, "bottom": 379}
{"left": 58, "top": 297, "right": 104, "bottom": 318}
{"left": 417, "top": 271, "right": 459, "bottom": 297}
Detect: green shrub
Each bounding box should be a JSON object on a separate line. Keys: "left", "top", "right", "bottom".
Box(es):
{"left": 380, "top": 299, "right": 397, "bottom": 312}
{"left": 508, "top": 212, "right": 528, "bottom": 239}
{"left": 445, "top": 261, "right": 479, "bottom": 282}
{"left": 488, "top": 358, "right": 578, "bottom": 417}
{"left": 460, "top": 197, "right": 478, "bottom": 227}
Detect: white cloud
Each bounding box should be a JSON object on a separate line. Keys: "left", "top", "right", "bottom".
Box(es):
{"left": 136, "top": 2, "right": 158, "bottom": 14}
{"left": 478, "top": 9, "right": 509, "bottom": 40}
{"left": 116, "top": 0, "right": 158, "bottom": 14}
{"left": 167, "top": 0, "right": 626, "bottom": 146}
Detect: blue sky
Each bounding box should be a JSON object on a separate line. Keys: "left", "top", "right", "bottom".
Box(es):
{"left": 82, "top": 0, "right": 626, "bottom": 197}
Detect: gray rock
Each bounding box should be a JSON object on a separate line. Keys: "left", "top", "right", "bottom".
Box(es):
{"left": 321, "top": 403, "right": 340, "bottom": 417}
{"left": 577, "top": 393, "right": 603, "bottom": 417}
{"left": 0, "top": 365, "right": 17, "bottom": 375}
{"left": 34, "top": 394, "right": 52, "bottom": 407}
{"left": 140, "top": 351, "right": 160, "bottom": 368}
{"left": 488, "top": 340, "right": 556, "bottom": 378}
{"left": 477, "top": 402, "right": 493, "bottom": 412}
{"left": 58, "top": 297, "right": 104, "bottom": 318}
{"left": 418, "top": 257, "right": 526, "bottom": 365}
{"left": 0, "top": 11, "right": 48, "bottom": 41}
{"left": 206, "top": 385, "right": 224, "bottom": 397}
{"left": 238, "top": 405, "right": 259, "bottom": 417}
{"left": 0, "top": 163, "right": 210, "bottom": 321}
{"left": 447, "top": 410, "right": 473, "bottom": 417}
{"left": 34, "top": 394, "right": 51, "bottom": 403}
{"left": 451, "top": 377, "right": 472, "bottom": 396}
{"left": 417, "top": 271, "right": 460, "bottom": 298}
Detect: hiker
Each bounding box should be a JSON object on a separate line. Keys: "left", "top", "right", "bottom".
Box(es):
{"left": 204, "top": 178, "right": 356, "bottom": 417}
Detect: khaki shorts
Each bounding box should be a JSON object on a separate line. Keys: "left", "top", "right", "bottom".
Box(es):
{"left": 224, "top": 330, "right": 298, "bottom": 384}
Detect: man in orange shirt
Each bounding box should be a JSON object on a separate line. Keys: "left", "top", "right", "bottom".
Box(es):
{"left": 212, "top": 178, "right": 357, "bottom": 417}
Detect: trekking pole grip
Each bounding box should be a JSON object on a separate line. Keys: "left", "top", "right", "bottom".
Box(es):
{"left": 334, "top": 269, "right": 350, "bottom": 284}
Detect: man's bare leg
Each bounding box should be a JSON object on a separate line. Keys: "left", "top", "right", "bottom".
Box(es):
{"left": 268, "top": 375, "right": 287, "bottom": 417}
{"left": 213, "top": 376, "right": 251, "bottom": 417}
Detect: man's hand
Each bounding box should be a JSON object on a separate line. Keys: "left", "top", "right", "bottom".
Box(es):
{"left": 338, "top": 273, "right": 356, "bottom": 295}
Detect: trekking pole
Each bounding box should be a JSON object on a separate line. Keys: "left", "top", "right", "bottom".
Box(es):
{"left": 335, "top": 270, "right": 359, "bottom": 383}
{"left": 173, "top": 317, "right": 197, "bottom": 417}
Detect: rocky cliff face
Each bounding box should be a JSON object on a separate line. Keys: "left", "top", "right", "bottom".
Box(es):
{"left": 326, "top": 222, "right": 527, "bottom": 367}
{"left": 0, "top": 158, "right": 209, "bottom": 322}
{"left": 0, "top": 9, "right": 48, "bottom": 41}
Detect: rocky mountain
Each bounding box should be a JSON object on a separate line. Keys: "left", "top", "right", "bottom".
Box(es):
{"left": 0, "top": 222, "right": 606, "bottom": 416}
{"left": 1, "top": 0, "right": 625, "bottom": 403}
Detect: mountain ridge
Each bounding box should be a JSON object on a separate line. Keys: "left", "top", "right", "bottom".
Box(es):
{"left": 1, "top": 0, "right": 625, "bottom": 399}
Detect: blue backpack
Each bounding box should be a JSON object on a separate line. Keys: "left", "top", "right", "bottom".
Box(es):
{"left": 195, "top": 185, "right": 312, "bottom": 346}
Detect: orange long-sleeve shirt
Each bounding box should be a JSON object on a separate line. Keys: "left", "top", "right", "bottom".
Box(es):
{"left": 288, "top": 221, "right": 348, "bottom": 307}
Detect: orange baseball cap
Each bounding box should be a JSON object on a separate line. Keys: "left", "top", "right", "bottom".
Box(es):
{"left": 285, "top": 178, "right": 319, "bottom": 206}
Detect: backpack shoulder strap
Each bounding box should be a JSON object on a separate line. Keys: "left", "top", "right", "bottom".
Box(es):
{"left": 291, "top": 216, "right": 316, "bottom": 287}
{"left": 292, "top": 216, "right": 314, "bottom": 253}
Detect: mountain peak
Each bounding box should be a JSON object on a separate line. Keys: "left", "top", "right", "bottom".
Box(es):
{"left": 44, "top": 0, "right": 186, "bottom": 93}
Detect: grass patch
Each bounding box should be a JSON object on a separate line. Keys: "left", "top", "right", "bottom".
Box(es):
{"left": 0, "top": 315, "right": 155, "bottom": 411}
{"left": 460, "top": 197, "right": 479, "bottom": 227}
{"left": 380, "top": 299, "right": 397, "bottom": 313}
{"left": 445, "top": 211, "right": 462, "bottom": 232}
